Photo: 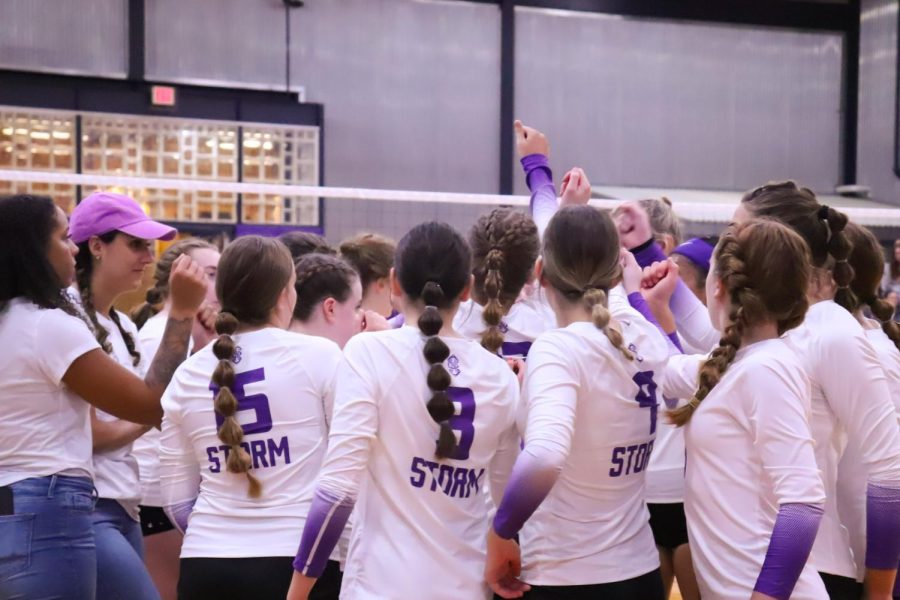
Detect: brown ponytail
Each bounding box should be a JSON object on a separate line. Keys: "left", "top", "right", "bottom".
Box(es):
{"left": 669, "top": 219, "right": 810, "bottom": 426}
{"left": 844, "top": 222, "right": 900, "bottom": 352}
{"left": 469, "top": 208, "right": 540, "bottom": 355}
{"left": 418, "top": 282, "right": 458, "bottom": 459}
{"left": 583, "top": 288, "right": 634, "bottom": 360}
{"left": 211, "top": 312, "right": 261, "bottom": 498}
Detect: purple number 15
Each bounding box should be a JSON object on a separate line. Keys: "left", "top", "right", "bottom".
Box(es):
{"left": 209, "top": 367, "right": 273, "bottom": 435}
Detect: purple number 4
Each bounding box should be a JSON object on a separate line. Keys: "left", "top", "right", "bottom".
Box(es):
{"left": 632, "top": 371, "right": 658, "bottom": 435}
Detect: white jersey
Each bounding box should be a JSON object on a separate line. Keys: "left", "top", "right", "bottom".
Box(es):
{"left": 518, "top": 321, "right": 665, "bottom": 585}
{"left": 786, "top": 301, "right": 900, "bottom": 578}
{"left": 835, "top": 324, "right": 900, "bottom": 581}
{"left": 315, "top": 326, "right": 520, "bottom": 600}
{"left": 134, "top": 311, "right": 194, "bottom": 507}
{"left": 453, "top": 294, "right": 555, "bottom": 359}
{"left": 664, "top": 339, "right": 828, "bottom": 600}
{"left": 0, "top": 299, "right": 100, "bottom": 487}
{"left": 159, "top": 327, "right": 341, "bottom": 558}
{"left": 90, "top": 309, "right": 147, "bottom": 519}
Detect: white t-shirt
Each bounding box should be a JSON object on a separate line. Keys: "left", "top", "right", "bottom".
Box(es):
{"left": 0, "top": 299, "right": 100, "bottom": 487}
{"left": 315, "top": 326, "right": 520, "bottom": 600}
{"left": 453, "top": 293, "right": 555, "bottom": 358}
{"left": 90, "top": 308, "right": 147, "bottom": 519}
{"left": 159, "top": 327, "right": 341, "bottom": 558}
{"left": 664, "top": 338, "right": 828, "bottom": 600}
{"left": 134, "top": 311, "right": 194, "bottom": 507}
{"left": 517, "top": 321, "right": 664, "bottom": 585}
{"left": 786, "top": 301, "right": 900, "bottom": 578}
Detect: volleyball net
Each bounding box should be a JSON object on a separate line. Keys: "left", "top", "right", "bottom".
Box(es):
{"left": 3, "top": 169, "right": 900, "bottom": 245}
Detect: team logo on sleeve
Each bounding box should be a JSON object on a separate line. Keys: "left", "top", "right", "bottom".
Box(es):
{"left": 447, "top": 354, "right": 461, "bottom": 376}
{"left": 232, "top": 346, "right": 243, "bottom": 364}
{"left": 499, "top": 321, "right": 509, "bottom": 334}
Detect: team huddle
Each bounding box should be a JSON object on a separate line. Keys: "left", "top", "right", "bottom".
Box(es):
{"left": 0, "top": 121, "right": 899, "bottom": 600}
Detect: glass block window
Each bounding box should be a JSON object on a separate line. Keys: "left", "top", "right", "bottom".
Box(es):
{"left": 0, "top": 107, "right": 77, "bottom": 213}
{"left": 80, "top": 114, "right": 238, "bottom": 223}
{"left": 241, "top": 124, "right": 319, "bottom": 225}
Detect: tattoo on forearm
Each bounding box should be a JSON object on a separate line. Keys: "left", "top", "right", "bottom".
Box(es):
{"left": 145, "top": 316, "right": 192, "bottom": 392}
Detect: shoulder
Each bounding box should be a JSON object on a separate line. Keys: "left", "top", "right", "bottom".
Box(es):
{"left": 738, "top": 340, "right": 808, "bottom": 396}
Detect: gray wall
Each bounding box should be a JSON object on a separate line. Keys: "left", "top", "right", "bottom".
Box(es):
{"left": 0, "top": 0, "right": 127, "bottom": 77}
{"left": 514, "top": 8, "right": 844, "bottom": 195}
{"left": 857, "top": 0, "right": 900, "bottom": 205}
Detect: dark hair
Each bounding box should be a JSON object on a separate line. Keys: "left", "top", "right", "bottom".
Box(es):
{"left": 339, "top": 233, "right": 395, "bottom": 292}
{"left": 891, "top": 239, "right": 900, "bottom": 281}
{"left": 292, "top": 254, "right": 358, "bottom": 322}
{"left": 210, "top": 235, "right": 294, "bottom": 498}
{"left": 742, "top": 181, "right": 855, "bottom": 310}
{"left": 844, "top": 223, "right": 900, "bottom": 351}
{"left": 132, "top": 238, "right": 217, "bottom": 329}
{"left": 469, "top": 208, "right": 539, "bottom": 354}
{"left": 279, "top": 231, "right": 336, "bottom": 261}
{"left": 0, "top": 194, "right": 82, "bottom": 319}
{"left": 542, "top": 206, "right": 633, "bottom": 360}
{"left": 76, "top": 232, "right": 142, "bottom": 367}
{"left": 669, "top": 219, "right": 810, "bottom": 426}
{"left": 395, "top": 222, "right": 472, "bottom": 459}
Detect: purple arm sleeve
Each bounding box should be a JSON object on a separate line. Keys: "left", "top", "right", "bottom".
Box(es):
{"left": 626, "top": 292, "right": 683, "bottom": 353}
{"left": 163, "top": 499, "right": 196, "bottom": 534}
{"left": 293, "top": 487, "right": 355, "bottom": 577}
{"left": 387, "top": 313, "right": 405, "bottom": 329}
{"left": 753, "top": 503, "right": 824, "bottom": 600}
{"left": 521, "top": 154, "right": 556, "bottom": 236}
{"left": 492, "top": 447, "right": 562, "bottom": 540}
{"left": 865, "top": 483, "right": 900, "bottom": 569}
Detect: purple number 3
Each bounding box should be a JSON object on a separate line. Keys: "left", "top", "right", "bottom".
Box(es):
{"left": 209, "top": 367, "right": 273, "bottom": 435}
{"left": 446, "top": 386, "right": 476, "bottom": 460}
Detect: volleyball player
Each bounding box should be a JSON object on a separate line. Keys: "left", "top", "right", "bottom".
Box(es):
{"left": 339, "top": 232, "right": 396, "bottom": 317}
{"left": 289, "top": 221, "right": 520, "bottom": 600}
{"left": 279, "top": 231, "right": 337, "bottom": 258}
{"left": 289, "top": 253, "right": 363, "bottom": 349}
{"left": 657, "top": 218, "right": 828, "bottom": 599}
{"left": 134, "top": 238, "right": 221, "bottom": 600}
{"left": 485, "top": 205, "right": 667, "bottom": 600}
{"left": 158, "top": 236, "right": 344, "bottom": 600}
{"left": 670, "top": 237, "right": 716, "bottom": 305}
{"left": 0, "top": 194, "right": 206, "bottom": 599}
{"left": 736, "top": 183, "right": 900, "bottom": 599}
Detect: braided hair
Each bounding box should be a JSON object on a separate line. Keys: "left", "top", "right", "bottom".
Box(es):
{"left": 468, "top": 208, "right": 539, "bottom": 354}
{"left": 211, "top": 235, "right": 294, "bottom": 497}
{"left": 669, "top": 219, "right": 811, "bottom": 426}
{"left": 132, "top": 238, "right": 217, "bottom": 329}
{"left": 741, "top": 181, "right": 855, "bottom": 310}
{"left": 292, "top": 254, "right": 359, "bottom": 323}
{"left": 541, "top": 206, "right": 633, "bottom": 360}
{"left": 75, "top": 232, "right": 141, "bottom": 367}
{"left": 844, "top": 222, "right": 900, "bottom": 351}
{"left": 395, "top": 222, "right": 471, "bottom": 460}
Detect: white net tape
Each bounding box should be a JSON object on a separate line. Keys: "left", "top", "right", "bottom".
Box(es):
{"left": 2, "top": 168, "right": 900, "bottom": 227}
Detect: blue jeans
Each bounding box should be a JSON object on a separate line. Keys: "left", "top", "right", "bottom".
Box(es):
{"left": 0, "top": 475, "right": 97, "bottom": 600}
{"left": 92, "top": 499, "right": 160, "bottom": 600}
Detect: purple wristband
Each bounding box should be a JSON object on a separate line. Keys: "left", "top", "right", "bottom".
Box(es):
{"left": 293, "top": 487, "right": 355, "bottom": 577}
{"left": 865, "top": 482, "right": 900, "bottom": 569}
{"left": 492, "top": 448, "right": 561, "bottom": 540}
{"left": 753, "top": 503, "right": 824, "bottom": 600}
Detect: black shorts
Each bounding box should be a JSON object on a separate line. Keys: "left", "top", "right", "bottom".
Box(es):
{"left": 139, "top": 504, "right": 175, "bottom": 536}
{"left": 178, "top": 557, "right": 342, "bottom": 600}
{"left": 502, "top": 568, "right": 665, "bottom": 600}
{"left": 818, "top": 572, "right": 863, "bottom": 600}
{"left": 647, "top": 502, "right": 689, "bottom": 550}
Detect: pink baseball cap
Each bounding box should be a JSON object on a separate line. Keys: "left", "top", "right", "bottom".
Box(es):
{"left": 69, "top": 191, "right": 177, "bottom": 244}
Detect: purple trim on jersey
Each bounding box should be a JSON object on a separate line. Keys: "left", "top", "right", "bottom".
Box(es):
{"left": 865, "top": 482, "right": 900, "bottom": 569}
{"left": 492, "top": 448, "right": 561, "bottom": 540}
{"left": 388, "top": 313, "right": 405, "bottom": 329}
{"left": 753, "top": 502, "right": 824, "bottom": 600}
{"left": 521, "top": 154, "right": 556, "bottom": 234}
{"left": 293, "top": 487, "right": 354, "bottom": 577}
{"left": 501, "top": 340, "right": 532, "bottom": 358}
{"left": 163, "top": 499, "right": 196, "bottom": 534}
{"left": 672, "top": 238, "right": 714, "bottom": 272}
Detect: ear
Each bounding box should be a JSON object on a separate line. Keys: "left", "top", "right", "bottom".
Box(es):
{"left": 534, "top": 256, "right": 547, "bottom": 288}
{"left": 374, "top": 276, "right": 389, "bottom": 293}
{"left": 389, "top": 267, "right": 403, "bottom": 297}
{"left": 88, "top": 235, "right": 105, "bottom": 260}
{"left": 660, "top": 234, "right": 677, "bottom": 255}
{"left": 321, "top": 297, "right": 338, "bottom": 324}
{"left": 458, "top": 274, "right": 473, "bottom": 302}
{"left": 711, "top": 274, "right": 726, "bottom": 303}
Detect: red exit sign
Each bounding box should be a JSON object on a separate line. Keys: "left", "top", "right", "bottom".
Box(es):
{"left": 151, "top": 85, "right": 176, "bottom": 107}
